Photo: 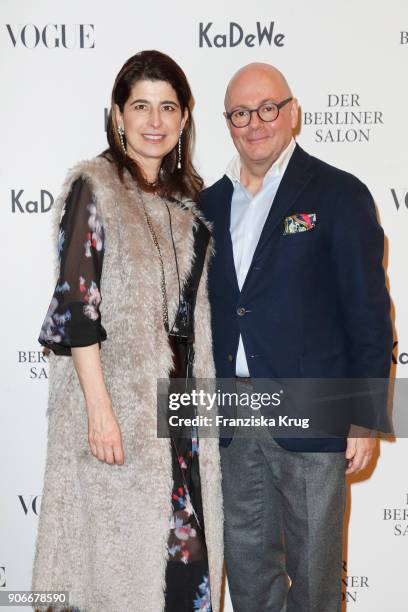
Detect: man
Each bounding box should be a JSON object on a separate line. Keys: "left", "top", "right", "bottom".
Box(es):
{"left": 200, "top": 63, "right": 392, "bottom": 611}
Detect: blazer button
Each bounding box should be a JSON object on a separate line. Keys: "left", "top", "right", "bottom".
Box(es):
{"left": 237, "top": 307, "right": 246, "bottom": 316}
{"left": 227, "top": 354, "right": 234, "bottom": 362}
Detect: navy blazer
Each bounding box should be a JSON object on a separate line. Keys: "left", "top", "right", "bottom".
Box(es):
{"left": 200, "top": 144, "right": 393, "bottom": 452}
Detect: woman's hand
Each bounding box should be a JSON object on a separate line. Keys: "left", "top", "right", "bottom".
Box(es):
{"left": 86, "top": 400, "right": 125, "bottom": 465}
{"left": 71, "top": 344, "right": 125, "bottom": 465}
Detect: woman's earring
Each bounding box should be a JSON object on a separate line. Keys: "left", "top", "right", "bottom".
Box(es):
{"left": 177, "top": 129, "right": 183, "bottom": 169}
{"left": 118, "top": 124, "right": 126, "bottom": 154}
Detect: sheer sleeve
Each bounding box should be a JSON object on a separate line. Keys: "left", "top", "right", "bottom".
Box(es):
{"left": 39, "top": 177, "right": 107, "bottom": 356}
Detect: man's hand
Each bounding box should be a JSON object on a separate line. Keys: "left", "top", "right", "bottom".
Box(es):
{"left": 345, "top": 425, "right": 377, "bottom": 475}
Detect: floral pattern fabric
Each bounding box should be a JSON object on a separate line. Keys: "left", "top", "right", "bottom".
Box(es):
{"left": 39, "top": 178, "right": 107, "bottom": 355}
{"left": 283, "top": 212, "right": 317, "bottom": 234}
{"left": 166, "top": 430, "right": 212, "bottom": 612}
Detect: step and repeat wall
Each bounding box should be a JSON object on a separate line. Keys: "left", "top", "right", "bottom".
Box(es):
{"left": 1, "top": 1, "right": 407, "bottom": 610}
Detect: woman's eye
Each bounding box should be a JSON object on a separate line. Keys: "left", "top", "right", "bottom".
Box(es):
{"left": 162, "top": 104, "right": 176, "bottom": 112}
{"left": 134, "top": 104, "right": 148, "bottom": 111}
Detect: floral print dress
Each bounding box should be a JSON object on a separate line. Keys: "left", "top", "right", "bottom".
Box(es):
{"left": 167, "top": 430, "right": 212, "bottom": 612}
{"left": 39, "top": 178, "right": 212, "bottom": 612}
{"left": 39, "top": 178, "right": 107, "bottom": 354}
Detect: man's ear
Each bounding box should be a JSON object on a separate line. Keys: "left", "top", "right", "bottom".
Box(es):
{"left": 290, "top": 98, "right": 299, "bottom": 130}
{"left": 224, "top": 111, "right": 232, "bottom": 134}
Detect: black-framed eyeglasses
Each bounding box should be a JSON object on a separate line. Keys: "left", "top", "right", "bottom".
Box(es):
{"left": 226, "top": 96, "right": 293, "bottom": 128}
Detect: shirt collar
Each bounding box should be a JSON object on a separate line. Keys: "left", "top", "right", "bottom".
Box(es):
{"left": 226, "top": 138, "right": 296, "bottom": 185}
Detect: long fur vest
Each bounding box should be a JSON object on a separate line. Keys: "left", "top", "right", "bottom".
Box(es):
{"left": 31, "top": 157, "right": 223, "bottom": 612}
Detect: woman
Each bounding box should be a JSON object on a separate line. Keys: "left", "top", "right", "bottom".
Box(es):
{"left": 32, "top": 50, "right": 223, "bottom": 612}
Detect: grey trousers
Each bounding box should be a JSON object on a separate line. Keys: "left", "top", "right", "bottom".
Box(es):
{"left": 220, "top": 434, "right": 346, "bottom": 612}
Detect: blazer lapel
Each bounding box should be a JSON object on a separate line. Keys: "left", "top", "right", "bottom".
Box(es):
{"left": 240, "top": 145, "right": 315, "bottom": 294}
{"left": 215, "top": 176, "right": 240, "bottom": 294}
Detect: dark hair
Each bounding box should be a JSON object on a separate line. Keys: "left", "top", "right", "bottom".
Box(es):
{"left": 103, "top": 50, "right": 203, "bottom": 201}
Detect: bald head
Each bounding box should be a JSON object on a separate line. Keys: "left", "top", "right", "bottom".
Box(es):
{"left": 223, "top": 62, "right": 298, "bottom": 176}
{"left": 225, "top": 63, "right": 292, "bottom": 110}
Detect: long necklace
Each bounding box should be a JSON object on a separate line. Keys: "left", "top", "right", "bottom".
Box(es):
{"left": 142, "top": 192, "right": 201, "bottom": 509}
{"left": 139, "top": 190, "right": 172, "bottom": 333}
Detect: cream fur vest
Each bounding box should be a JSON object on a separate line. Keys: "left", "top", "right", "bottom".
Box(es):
{"left": 31, "top": 157, "right": 223, "bottom": 612}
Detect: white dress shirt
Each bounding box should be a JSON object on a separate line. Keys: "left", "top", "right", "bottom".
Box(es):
{"left": 226, "top": 138, "right": 296, "bottom": 377}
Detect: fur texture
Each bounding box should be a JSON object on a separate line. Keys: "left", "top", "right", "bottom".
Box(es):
{"left": 31, "top": 157, "right": 223, "bottom": 612}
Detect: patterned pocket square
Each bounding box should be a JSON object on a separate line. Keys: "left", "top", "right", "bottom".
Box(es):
{"left": 283, "top": 213, "right": 317, "bottom": 234}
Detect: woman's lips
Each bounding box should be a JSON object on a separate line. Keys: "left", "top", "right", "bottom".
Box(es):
{"left": 143, "top": 134, "right": 165, "bottom": 142}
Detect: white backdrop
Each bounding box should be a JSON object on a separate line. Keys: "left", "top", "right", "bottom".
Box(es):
{"left": 1, "top": 1, "right": 407, "bottom": 610}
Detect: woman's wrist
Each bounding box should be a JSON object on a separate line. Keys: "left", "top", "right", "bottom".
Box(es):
{"left": 85, "top": 391, "right": 112, "bottom": 413}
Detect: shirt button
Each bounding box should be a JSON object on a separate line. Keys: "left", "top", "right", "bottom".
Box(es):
{"left": 237, "top": 307, "right": 246, "bottom": 316}
{"left": 227, "top": 354, "right": 234, "bottom": 362}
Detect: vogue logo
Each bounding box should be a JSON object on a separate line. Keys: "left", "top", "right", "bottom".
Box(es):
{"left": 303, "top": 93, "right": 384, "bottom": 143}
{"left": 18, "top": 350, "right": 49, "bottom": 380}
{"left": 199, "top": 22, "right": 285, "bottom": 48}
{"left": 0, "top": 566, "right": 5, "bottom": 588}
{"left": 11, "top": 189, "right": 54, "bottom": 213}
{"left": 5, "top": 24, "right": 95, "bottom": 49}
{"left": 390, "top": 189, "right": 408, "bottom": 211}
{"left": 18, "top": 495, "right": 42, "bottom": 516}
